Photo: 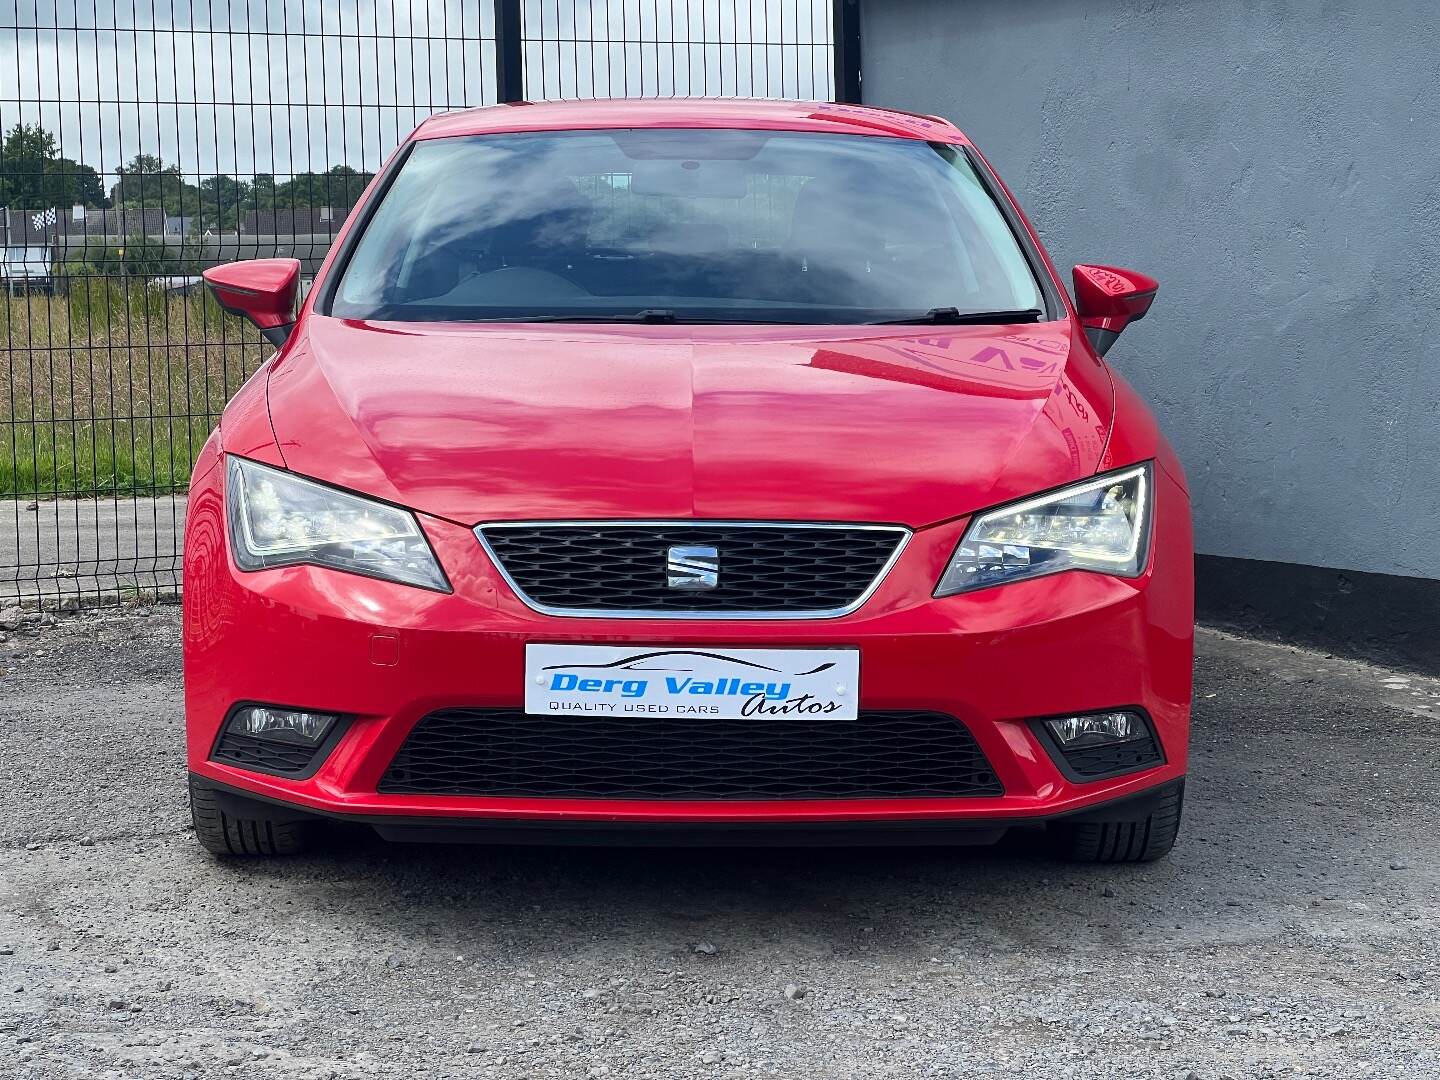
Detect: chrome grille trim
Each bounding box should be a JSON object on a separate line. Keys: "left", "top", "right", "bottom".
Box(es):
{"left": 473, "top": 520, "right": 912, "bottom": 620}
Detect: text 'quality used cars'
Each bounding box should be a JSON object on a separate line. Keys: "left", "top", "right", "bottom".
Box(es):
{"left": 187, "top": 98, "right": 1192, "bottom": 861}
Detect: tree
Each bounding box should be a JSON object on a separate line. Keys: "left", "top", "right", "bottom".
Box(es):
{"left": 196, "top": 174, "right": 251, "bottom": 229}
{"left": 48, "top": 157, "right": 108, "bottom": 208}
{"left": 272, "top": 164, "right": 373, "bottom": 214}
{"left": 0, "top": 124, "right": 111, "bottom": 210}
{"left": 110, "top": 153, "right": 197, "bottom": 215}
{"left": 2, "top": 124, "right": 382, "bottom": 224}
{"left": 0, "top": 122, "right": 59, "bottom": 208}
{"left": 247, "top": 173, "right": 277, "bottom": 210}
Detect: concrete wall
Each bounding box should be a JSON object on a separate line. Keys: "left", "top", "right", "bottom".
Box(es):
{"left": 862, "top": 0, "right": 1440, "bottom": 580}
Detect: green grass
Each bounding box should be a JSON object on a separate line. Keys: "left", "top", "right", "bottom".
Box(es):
{"left": 1, "top": 286, "right": 264, "bottom": 497}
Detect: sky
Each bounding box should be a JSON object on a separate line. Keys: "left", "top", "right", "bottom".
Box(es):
{"left": 0, "top": 0, "right": 835, "bottom": 185}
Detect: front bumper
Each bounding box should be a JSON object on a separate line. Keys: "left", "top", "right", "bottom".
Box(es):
{"left": 183, "top": 457, "right": 1193, "bottom": 832}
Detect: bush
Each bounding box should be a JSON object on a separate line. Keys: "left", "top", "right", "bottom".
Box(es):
{"left": 118, "top": 233, "right": 175, "bottom": 277}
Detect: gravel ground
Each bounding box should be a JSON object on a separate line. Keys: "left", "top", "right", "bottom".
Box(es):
{"left": 0, "top": 608, "right": 1436, "bottom": 1079}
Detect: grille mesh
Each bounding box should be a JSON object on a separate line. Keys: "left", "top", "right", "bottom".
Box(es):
{"left": 211, "top": 731, "right": 320, "bottom": 776}
{"left": 1059, "top": 734, "right": 1164, "bottom": 778}
{"left": 379, "top": 708, "right": 1003, "bottom": 800}
{"left": 478, "top": 523, "right": 905, "bottom": 614}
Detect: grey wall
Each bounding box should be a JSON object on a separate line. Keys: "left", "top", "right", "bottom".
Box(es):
{"left": 862, "top": 0, "right": 1440, "bottom": 580}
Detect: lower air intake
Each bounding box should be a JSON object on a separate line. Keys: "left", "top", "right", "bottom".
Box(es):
{"left": 211, "top": 731, "right": 323, "bottom": 776}
{"left": 1056, "top": 734, "right": 1165, "bottom": 779}
{"left": 379, "top": 708, "right": 1003, "bottom": 801}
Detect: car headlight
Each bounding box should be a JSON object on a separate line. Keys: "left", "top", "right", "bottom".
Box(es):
{"left": 936, "top": 462, "right": 1152, "bottom": 596}
{"left": 226, "top": 456, "right": 450, "bottom": 591}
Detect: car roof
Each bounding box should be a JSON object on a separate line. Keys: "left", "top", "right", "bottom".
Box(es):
{"left": 413, "top": 97, "right": 968, "bottom": 144}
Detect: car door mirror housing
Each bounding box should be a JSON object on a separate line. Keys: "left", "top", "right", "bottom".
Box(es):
{"left": 203, "top": 258, "right": 301, "bottom": 347}
{"left": 1072, "top": 264, "right": 1158, "bottom": 355}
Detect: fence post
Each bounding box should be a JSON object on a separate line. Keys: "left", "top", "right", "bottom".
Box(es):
{"left": 833, "top": 0, "right": 862, "bottom": 103}
{"left": 494, "top": 0, "right": 525, "bottom": 103}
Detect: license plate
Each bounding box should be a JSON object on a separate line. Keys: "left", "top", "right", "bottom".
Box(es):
{"left": 525, "top": 644, "right": 859, "bottom": 720}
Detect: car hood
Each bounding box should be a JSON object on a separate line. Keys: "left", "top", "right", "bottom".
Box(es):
{"left": 261, "top": 316, "right": 1114, "bottom": 528}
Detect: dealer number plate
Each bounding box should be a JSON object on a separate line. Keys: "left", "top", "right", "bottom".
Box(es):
{"left": 525, "top": 644, "right": 859, "bottom": 720}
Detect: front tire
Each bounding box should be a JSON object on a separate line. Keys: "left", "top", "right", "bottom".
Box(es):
{"left": 1049, "top": 782, "right": 1184, "bottom": 863}
{"left": 189, "top": 778, "right": 310, "bottom": 856}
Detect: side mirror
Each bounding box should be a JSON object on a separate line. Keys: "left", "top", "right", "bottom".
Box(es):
{"left": 1072, "top": 264, "right": 1158, "bottom": 356}
{"left": 203, "top": 258, "right": 301, "bottom": 347}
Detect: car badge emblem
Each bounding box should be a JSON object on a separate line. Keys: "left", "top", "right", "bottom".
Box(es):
{"left": 666, "top": 545, "right": 719, "bottom": 590}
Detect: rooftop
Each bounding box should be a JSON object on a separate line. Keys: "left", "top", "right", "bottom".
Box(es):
{"left": 414, "top": 97, "right": 966, "bottom": 143}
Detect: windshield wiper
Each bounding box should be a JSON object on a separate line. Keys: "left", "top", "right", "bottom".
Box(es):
{"left": 867, "top": 307, "right": 1045, "bottom": 326}
{"left": 478, "top": 309, "right": 680, "bottom": 324}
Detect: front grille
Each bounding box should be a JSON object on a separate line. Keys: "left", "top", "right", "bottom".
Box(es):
{"left": 211, "top": 731, "right": 321, "bottom": 776}
{"left": 379, "top": 708, "right": 1003, "bottom": 800}
{"left": 476, "top": 522, "right": 907, "bottom": 616}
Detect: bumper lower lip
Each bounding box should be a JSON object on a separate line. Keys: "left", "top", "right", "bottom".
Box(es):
{"left": 195, "top": 774, "right": 1186, "bottom": 847}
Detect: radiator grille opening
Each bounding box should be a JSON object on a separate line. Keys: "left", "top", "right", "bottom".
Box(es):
{"left": 477, "top": 522, "right": 907, "bottom": 616}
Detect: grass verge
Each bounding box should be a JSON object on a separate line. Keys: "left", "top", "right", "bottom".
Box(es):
{"left": 1, "top": 286, "right": 264, "bottom": 497}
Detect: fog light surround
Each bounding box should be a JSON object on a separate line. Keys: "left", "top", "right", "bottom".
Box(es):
{"left": 1033, "top": 708, "right": 1165, "bottom": 782}
{"left": 231, "top": 705, "right": 338, "bottom": 747}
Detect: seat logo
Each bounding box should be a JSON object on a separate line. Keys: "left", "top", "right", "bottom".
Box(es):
{"left": 666, "top": 545, "right": 719, "bottom": 590}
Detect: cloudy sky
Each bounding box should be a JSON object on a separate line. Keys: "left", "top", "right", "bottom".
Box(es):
{"left": 1, "top": 0, "right": 834, "bottom": 184}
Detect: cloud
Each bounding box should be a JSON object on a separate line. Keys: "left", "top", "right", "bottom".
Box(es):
{"left": 1, "top": 0, "right": 832, "bottom": 182}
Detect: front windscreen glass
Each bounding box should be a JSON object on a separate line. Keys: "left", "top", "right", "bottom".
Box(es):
{"left": 330, "top": 129, "right": 1044, "bottom": 324}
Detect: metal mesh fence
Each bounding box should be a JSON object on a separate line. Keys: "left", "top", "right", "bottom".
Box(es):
{"left": 522, "top": 1, "right": 835, "bottom": 100}
{"left": 0, "top": 0, "right": 843, "bottom": 611}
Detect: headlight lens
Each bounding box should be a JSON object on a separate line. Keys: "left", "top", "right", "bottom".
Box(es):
{"left": 936, "top": 462, "right": 1152, "bottom": 596}
{"left": 226, "top": 456, "right": 450, "bottom": 591}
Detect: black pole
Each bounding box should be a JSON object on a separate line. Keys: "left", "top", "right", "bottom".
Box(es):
{"left": 494, "top": 0, "right": 524, "bottom": 103}
{"left": 833, "top": 0, "right": 862, "bottom": 103}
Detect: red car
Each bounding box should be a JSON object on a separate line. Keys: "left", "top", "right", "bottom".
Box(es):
{"left": 188, "top": 98, "right": 1192, "bottom": 861}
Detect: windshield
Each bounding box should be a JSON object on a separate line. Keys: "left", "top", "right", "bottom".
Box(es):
{"left": 330, "top": 129, "right": 1044, "bottom": 324}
